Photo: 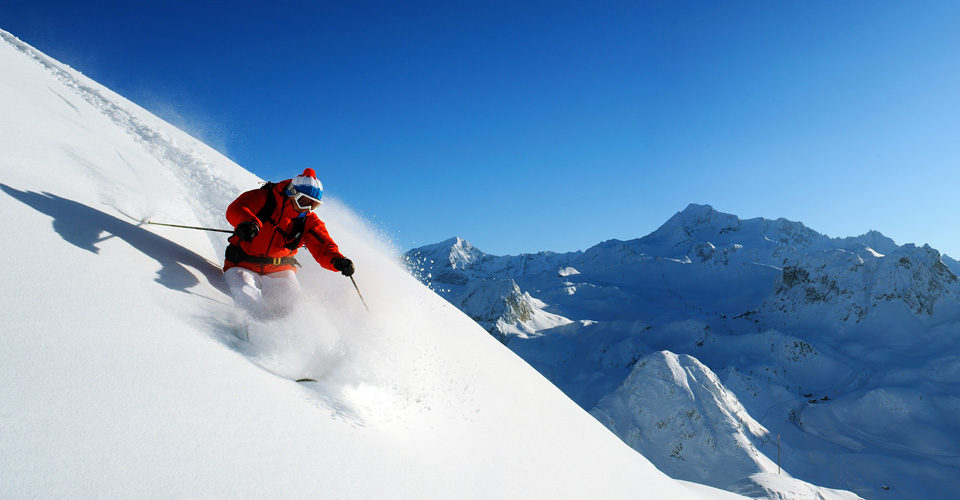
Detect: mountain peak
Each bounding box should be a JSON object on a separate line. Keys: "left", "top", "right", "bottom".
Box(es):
{"left": 680, "top": 202, "right": 718, "bottom": 216}
{"left": 843, "top": 230, "right": 898, "bottom": 255}
{"left": 641, "top": 204, "right": 743, "bottom": 251}
{"left": 676, "top": 204, "right": 735, "bottom": 228}
{"left": 593, "top": 350, "right": 780, "bottom": 490}
{"left": 424, "top": 236, "right": 470, "bottom": 250}
{"left": 404, "top": 237, "right": 487, "bottom": 273}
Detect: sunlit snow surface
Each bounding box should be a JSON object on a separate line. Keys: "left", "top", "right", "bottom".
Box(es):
{"left": 0, "top": 28, "right": 756, "bottom": 500}
{"left": 406, "top": 204, "right": 960, "bottom": 500}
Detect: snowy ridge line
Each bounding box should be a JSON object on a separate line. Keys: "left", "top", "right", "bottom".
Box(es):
{"left": 0, "top": 29, "right": 239, "bottom": 229}
{"left": 591, "top": 351, "right": 782, "bottom": 490}
{"left": 405, "top": 204, "right": 960, "bottom": 500}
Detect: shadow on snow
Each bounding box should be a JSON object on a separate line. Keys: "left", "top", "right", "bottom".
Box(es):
{"left": 1, "top": 183, "right": 224, "bottom": 294}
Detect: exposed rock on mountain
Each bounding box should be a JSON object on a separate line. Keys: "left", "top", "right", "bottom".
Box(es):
{"left": 404, "top": 203, "right": 960, "bottom": 500}
{"left": 592, "top": 351, "right": 780, "bottom": 489}
{"left": 452, "top": 278, "right": 572, "bottom": 343}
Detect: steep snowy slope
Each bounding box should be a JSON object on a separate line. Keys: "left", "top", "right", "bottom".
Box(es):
{"left": 0, "top": 28, "right": 741, "bottom": 500}
{"left": 593, "top": 351, "right": 782, "bottom": 489}
{"left": 406, "top": 203, "right": 960, "bottom": 500}
{"left": 592, "top": 351, "right": 860, "bottom": 500}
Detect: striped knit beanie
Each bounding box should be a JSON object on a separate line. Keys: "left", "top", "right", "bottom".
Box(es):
{"left": 289, "top": 168, "right": 323, "bottom": 200}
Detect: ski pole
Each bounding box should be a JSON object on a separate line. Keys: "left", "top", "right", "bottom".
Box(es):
{"left": 147, "top": 221, "right": 234, "bottom": 233}
{"left": 350, "top": 275, "right": 370, "bottom": 312}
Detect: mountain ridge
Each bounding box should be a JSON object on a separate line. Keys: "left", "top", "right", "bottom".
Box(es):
{"left": 404, "top": 203, "right": 960, "bottom": 500}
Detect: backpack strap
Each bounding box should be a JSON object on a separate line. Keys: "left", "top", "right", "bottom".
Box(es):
{"left": 254, "top": 182, "right": 279, "bottom": 224}
{"left": 255, "top": 181, "right": 306, "bottom": 250}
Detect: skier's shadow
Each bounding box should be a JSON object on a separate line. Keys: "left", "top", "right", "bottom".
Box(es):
{"left": 1, "top": 183, "right": 224, "bottom": 294}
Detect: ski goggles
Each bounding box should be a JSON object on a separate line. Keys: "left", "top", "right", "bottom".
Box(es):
{"left": 290, "top": 189, "right": 323, "bottom": 211}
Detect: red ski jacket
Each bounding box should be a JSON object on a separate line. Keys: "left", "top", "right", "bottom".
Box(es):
{"left": 224, "top": 180, "right": 345, "bottom": 275}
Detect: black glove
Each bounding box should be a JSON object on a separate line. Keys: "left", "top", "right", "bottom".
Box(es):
{"left": 333, "top": 257, "right": 355, "bottom": 277}
{"left": 235, "top": 221, "right": 259, "bottom": 242}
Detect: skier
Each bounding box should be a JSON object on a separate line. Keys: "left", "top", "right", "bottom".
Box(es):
{"left": 223, "top": 168, "right": 354, "bottom": 317}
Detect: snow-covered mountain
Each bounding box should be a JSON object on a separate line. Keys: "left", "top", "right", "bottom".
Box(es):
{"left": 0, "top": 28, "right": 762, "bottom": 500}
{"left": 405, "top": 204, "right": 960, "bottom": 500}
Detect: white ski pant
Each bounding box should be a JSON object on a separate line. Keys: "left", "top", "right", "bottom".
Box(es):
{"left": 224, "top": 267, "right": 301, "bottom": 318}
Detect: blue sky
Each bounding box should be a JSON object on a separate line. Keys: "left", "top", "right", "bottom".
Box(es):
{"left": 4, "top": 1, "right": 960, "bottom": 257}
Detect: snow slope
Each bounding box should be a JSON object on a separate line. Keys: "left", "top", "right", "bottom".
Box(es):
{"left": 406, "top": 206, "right": 960, "bottom": 499}
{"left": 0, "top": 28, "right": 741, "bottom": 499}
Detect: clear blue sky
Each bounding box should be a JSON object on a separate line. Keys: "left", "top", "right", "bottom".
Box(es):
{"left": 4, "top": 1, "right": 960, "bottom": 257}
